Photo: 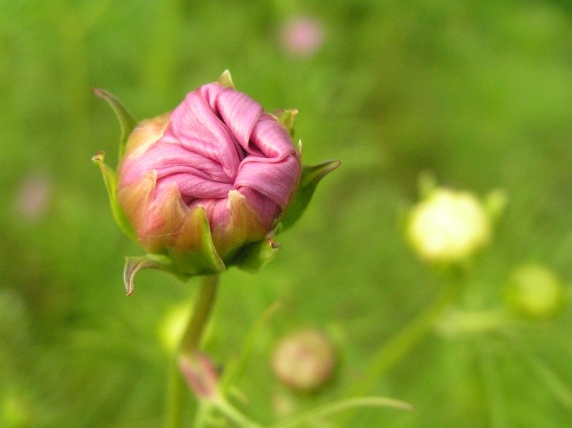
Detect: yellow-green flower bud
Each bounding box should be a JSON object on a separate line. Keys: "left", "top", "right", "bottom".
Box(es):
{"left": 505, "top": 264, "right": 565, "bottom": 319}
{"left": 407, "top": 188, "right": 491, "bottom": 263}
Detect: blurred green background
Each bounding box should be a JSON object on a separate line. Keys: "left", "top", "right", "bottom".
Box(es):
{"left": 2, "top": 0, "right": 572, "bottom": 426}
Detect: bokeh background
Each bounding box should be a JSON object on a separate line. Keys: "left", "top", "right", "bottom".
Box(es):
{"left": 2, "top": 0, "right": 572, "bottom": 426}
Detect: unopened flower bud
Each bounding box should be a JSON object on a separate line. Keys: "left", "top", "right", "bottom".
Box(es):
{"left": 272, "top": 329, "right": 337, "bottom": 392}
{"left": 407, "top": 188, "right": 491, "bottom": 263}
{"left": 93, "top": 71, "right": 339, "bottom": 292}
{"left": 505, "top": 264, "right": 565, "bottom": 319}
{"left": 118, "top": 74, "right": 300, "bottom": 267}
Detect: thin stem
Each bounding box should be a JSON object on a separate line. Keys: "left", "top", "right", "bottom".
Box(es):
{"left": 352, "top": 282, "right": 457, "bottom": 396}
{"left": 164, "top": 274, "right": 219, "bottom": 428}
{"left": 213, "top": 397, "right": 263, "bottom": 428}
{"left": 164, "top": 356, "right": 188, "bottom": 428}
{"left": 478, "top": 337, "right": 508, "bottom": 428}
{"left": 179, "top": 274, "right": 219, "bottom": 356}
{"left": 339, "top": 281, "right": 458, "bottom": 426}
{"left": 269, "top": 397, "right": 413, "bottom": 428}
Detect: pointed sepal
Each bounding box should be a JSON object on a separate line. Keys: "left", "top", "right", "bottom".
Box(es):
{"left": 279, "top": 159, "right": 341, "bottom": 232}
{"left": 123, "top": 254, "right": 189, "bottom": 295}
{"left": 272, "top": 109, "right": 298, "bottom": 137}
{"left": 92, "top": 152, "right": 137, "bottom": 242}
{"left": 216, "top": 70, "right": 235, "bottom": 89}
{"left": 170, "top": 206, "right": 226, "bottom": 276}
{"left": 93, "top": 88, "right": 138, "bottom": 160}
{"left": 233, "top": 233, "right": 281, "bottom": 273}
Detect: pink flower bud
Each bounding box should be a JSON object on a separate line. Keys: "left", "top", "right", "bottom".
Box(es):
{"left": 116, "top": 75, "right": 301, "bottom": 274}
{"left": 272, "top": 329, "right": 337, "bottom": 391}
{"left": 94, "top": 71, "right": 338, "bottom": 292}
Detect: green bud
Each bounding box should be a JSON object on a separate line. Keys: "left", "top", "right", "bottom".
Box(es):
{"left": 407, "top": 188, "right": 492, "bottom": 263}
{"left": 505, "top": 264, "right": 565, "bottom": 320}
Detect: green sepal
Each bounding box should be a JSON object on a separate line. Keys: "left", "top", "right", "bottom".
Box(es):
{"left": 92, "top": 152, "right": 137, "bottom": 242}
{"left": 93, "top": 88, "right": 138, "bottom": 160}
{"left": 279, "top": 159, "right": 341, "bottom": 233}
{"left": 272, "top": 109, "right": 298, "bottom": 137}
{"left": 168, "top": 206, "right": 226, "bottom": 277}
{"left": 216, "top": 70, "right": 235, "bottom": 89}
{"left": 232, "top": 233, "right": 281, "bottom": 273}
{"left": 123, "top": 254, "right": 189, "bottom": 296}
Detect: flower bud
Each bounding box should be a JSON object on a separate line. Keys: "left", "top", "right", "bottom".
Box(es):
{"left": 407, "top": 188, "right": 491, "bottom": 263}
{"left": 505, "top": 264, "right": 565, "bottom": 319}
{"left": 272, "top": 329, "right": 337, "bottom": 392}
{"left": 94, "top": 71, "right": 339, "bottom": 293}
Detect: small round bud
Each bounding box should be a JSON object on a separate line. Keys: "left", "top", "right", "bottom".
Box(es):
{"left": 272, "top": 329, "right": 336, "bottom": 392}
{"left": 505, "top": 264, "right": 565, "bottom": 319}
{"left": 407, "top": 189, "right": 491, "bottom": 263}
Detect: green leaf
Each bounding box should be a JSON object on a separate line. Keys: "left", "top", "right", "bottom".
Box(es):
{"left": 268, "top": 396, "right": 413, "bottom": 428}
{"left": 92, "top": 87, "right": 138, "bottom": 160}
{"left": 123, "top": 254, "right": 189, "bottom": 295}
{"left": 91, "top": 152, "right": 137, "bottom": 242}
{"left": 220, "top": 301, "right": 282, "bottom": 391}
{"left": 280, "top": 159, "right": 341, "bottom": 233}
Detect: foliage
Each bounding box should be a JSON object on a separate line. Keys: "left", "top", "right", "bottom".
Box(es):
{"left": 1, "top": 0, "right": 572, "bottom": 426}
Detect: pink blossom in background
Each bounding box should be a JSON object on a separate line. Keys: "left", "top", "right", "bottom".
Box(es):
{"left": 280, "top": 17, "right": 325, "bottom": 58}
{"left": 15, "top": 174, "right": 52, "bottom": 221}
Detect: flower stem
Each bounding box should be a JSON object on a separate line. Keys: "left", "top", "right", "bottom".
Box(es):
{"left": 179, "top": 274, "right": 219, "bottom": 356}
{"left": 354, "top": 282, "right": 457, "bottom": 395}
{"left": 164, "top": 274, "right": 219, "bottom": 428}
{"left": 164, "top": 356, "right": 188, "bottom": 428}
{"left": 339, "top": 281, "right": 458, "bottom": 426}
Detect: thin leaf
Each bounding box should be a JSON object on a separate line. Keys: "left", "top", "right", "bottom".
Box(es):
{"left": 268, "top": 396, "right": 413, "bottom": 428}
{"left": 220, "top": 301, "right": 282, "bottom": 391}
{"left": 124, "top": 254, "right": 189, "bottom": 295}
{"left": 93, "top": 87, "right": 138, "bottom": 159}
{"left": 280, "top": 159, "right": 340, "bottom": 233}
{"left": 91, "top": 152, "right": 136, "bottom": 241}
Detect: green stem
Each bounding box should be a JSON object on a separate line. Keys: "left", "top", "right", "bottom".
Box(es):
{"left": 340, "top": 282, "right": 458, "bottom": 426}
{"left": 269, "top": 397, "right": 413, "bottom": 428}
{"left": 478, "top": 337, "right": 508, "bottom": 428}
{"left": 213, "top": 397, "right": 263, "bottom": 428}
{"left": 164, "top": 274, "right": 220, "bottom": 428}
{"left": 354, "top": 282, "right": 457, "bottom": 395}
{"left": 179, "top": 275, "right": 219, "bottom": 356}
{"left": 164, "top": 356, "right": 188, "bottom": 428}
